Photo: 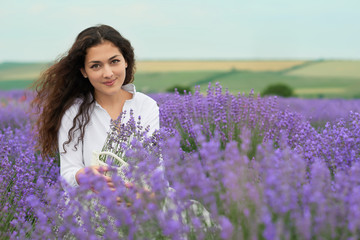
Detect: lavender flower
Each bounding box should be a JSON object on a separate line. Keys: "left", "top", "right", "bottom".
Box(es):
{"left": 2, "top": 83, "right": 360, "bottom": 239}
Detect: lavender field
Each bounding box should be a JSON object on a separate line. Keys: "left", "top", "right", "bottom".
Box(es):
{"left": 1, "top": 83, "right": 360, "bottom": 239}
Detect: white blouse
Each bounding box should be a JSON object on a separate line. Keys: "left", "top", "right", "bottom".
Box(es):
{"left": 59, "top": 84, "right": 159, "bottom": 187}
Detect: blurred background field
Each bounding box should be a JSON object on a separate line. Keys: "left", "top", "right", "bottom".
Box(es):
{"left": 1, "top": 59, "right": 359, "bottom": 98}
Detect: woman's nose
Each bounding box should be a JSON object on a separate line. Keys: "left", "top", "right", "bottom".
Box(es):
{"left": 103, "top": 65, "right": 114, "bottom": 78}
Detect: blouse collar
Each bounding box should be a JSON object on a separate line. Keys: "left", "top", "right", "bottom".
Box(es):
{"left": 94, "top": 83, "right": 137, "bottom": 108}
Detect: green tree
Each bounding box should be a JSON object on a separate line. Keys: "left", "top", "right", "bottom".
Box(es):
{"left": 261, "top": 83, "right": 294, "bottom": 97}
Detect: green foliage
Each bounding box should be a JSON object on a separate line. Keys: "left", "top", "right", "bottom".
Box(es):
{"left": 166, "top": 85, "right": 192, "bottom": 94}
{"left": 261, "top": 83, "right": 294, "bottom": 97}
{"left": 352, "top": 93, "right": 360, "bottom": 99}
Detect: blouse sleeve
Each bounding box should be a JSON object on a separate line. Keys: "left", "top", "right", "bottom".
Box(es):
{"left": 58, "top": 105, "right": 84, "bottom": 187}
{"left": 144, "top": 102, "right": 160, "bottom": 135}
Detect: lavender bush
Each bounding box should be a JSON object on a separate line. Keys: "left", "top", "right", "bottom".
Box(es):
{"left": 0, "top": 90, "right": 34, "bottom": 130}
{"left": 278, "top": 97, "right": 360, "bottom": 125}
{"left": 1, "top": 84, "right": 360, "bottom": 239}
{"left": 0, "top": 90, "right": 58, "bottom": 239}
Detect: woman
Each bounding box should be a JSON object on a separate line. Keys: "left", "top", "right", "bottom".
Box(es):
{"left": 32, "top": 24, "right": 159, "bottom": 188}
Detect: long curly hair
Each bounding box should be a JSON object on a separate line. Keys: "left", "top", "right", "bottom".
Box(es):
{"left": 32, "top": 24, "right": 135, "bottom": 156}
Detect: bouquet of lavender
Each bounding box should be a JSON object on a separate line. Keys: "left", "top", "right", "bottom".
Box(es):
{"left": 90, "top": 110, "right": 214, "bottom": 233}
{"left": 90, "top": 110, "right": 157, "bottom": 188}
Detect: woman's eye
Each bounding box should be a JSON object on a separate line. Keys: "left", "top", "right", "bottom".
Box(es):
{"left": 90, "top": 64, "right": 100, "bottom": 69}
{"left": 111, "top": 59, "right": 120, "bottom": 64}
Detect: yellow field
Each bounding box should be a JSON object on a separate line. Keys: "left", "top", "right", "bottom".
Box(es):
{"left": 0, "top": 63, "right": 48, "bottom": 81}
{"left": 136, "top": 60, "right": 306, "bottom": 72}
{"left": 0, "top": 71, "right": 41, "bottom": 81}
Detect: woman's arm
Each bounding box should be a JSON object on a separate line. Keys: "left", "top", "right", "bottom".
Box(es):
{"left": 58, "top": 106, "right": 84, "bottom": 187}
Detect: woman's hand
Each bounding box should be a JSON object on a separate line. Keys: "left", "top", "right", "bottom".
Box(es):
{"left": 75, "top": 166, "right": 114, "bottom": 191}
{"left": 75, "top": 168, "right": 154, "bottom": 206}
{"left": 75, "top": 167, "right": 134, "bottom": 192}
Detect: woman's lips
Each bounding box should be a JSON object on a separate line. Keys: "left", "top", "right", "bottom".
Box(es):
{"left": 104, "top": 79, "right": 115, "bottom": 86}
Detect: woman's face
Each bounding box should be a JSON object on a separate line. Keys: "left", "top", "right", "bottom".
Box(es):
{"left": 81, "top": 40, "right": 127, "bottom": 99}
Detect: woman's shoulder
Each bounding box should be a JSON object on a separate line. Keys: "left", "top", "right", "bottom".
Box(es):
{"left": 63, "top": 98, "right": 84, "bottom": 118}
{"left": 132, "top": 92, "right": 159, "bottom": 112}
{"left": 123, "top": 84, "right": 158, "bottom": 107}
{"left": 134, "top": 92, "right": 157, "bottom": 104}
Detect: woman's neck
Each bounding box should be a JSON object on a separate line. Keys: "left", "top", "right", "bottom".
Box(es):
{"left": 95, "top": 89, "right": 133, "bottom": 120}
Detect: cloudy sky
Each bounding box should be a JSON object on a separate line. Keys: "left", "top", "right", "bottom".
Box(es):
{"left": 1, "top": 0, "right": 359, "bottom": 62}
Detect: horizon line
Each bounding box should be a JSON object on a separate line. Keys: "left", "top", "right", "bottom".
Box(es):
{"left": 1, "top": 58, "right": 360, "bottom": 64}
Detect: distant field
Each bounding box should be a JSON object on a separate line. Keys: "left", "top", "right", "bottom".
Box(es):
{"left": 0, "top": 62, "right": 49, "bottom": 81}
{"left": 136, "top": 60, "right": 306, "bottom": 72}
{"left": 135, "top": 60, "right": 360, "bottom": 98}
{"left": 285, "top": 60, "right": 360, "bottom": 78}
{"left": 1, "top": 60, "right": 359, "bottom": 98}
{"left": 171, "top": 70, "right": 359, "bottom": 98}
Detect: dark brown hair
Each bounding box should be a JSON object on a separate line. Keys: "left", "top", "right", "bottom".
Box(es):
{"left": 32, "top": 24, "right": 135, "bottom": 156}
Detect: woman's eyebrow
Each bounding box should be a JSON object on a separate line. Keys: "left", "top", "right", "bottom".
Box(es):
{"left": 88, "top": 55, "right": 121, "bottom": 64}
{"left": 109, "top": 55, "right": 121, "bottom": 60}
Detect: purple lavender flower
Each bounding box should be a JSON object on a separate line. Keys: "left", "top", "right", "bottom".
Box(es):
{"left": 3, "top": 83, "right": 360, "bottom": 239}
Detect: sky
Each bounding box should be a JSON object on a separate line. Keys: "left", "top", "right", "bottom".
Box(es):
{"left": 1, "top": 0, "right": 359, "bottom": 62}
